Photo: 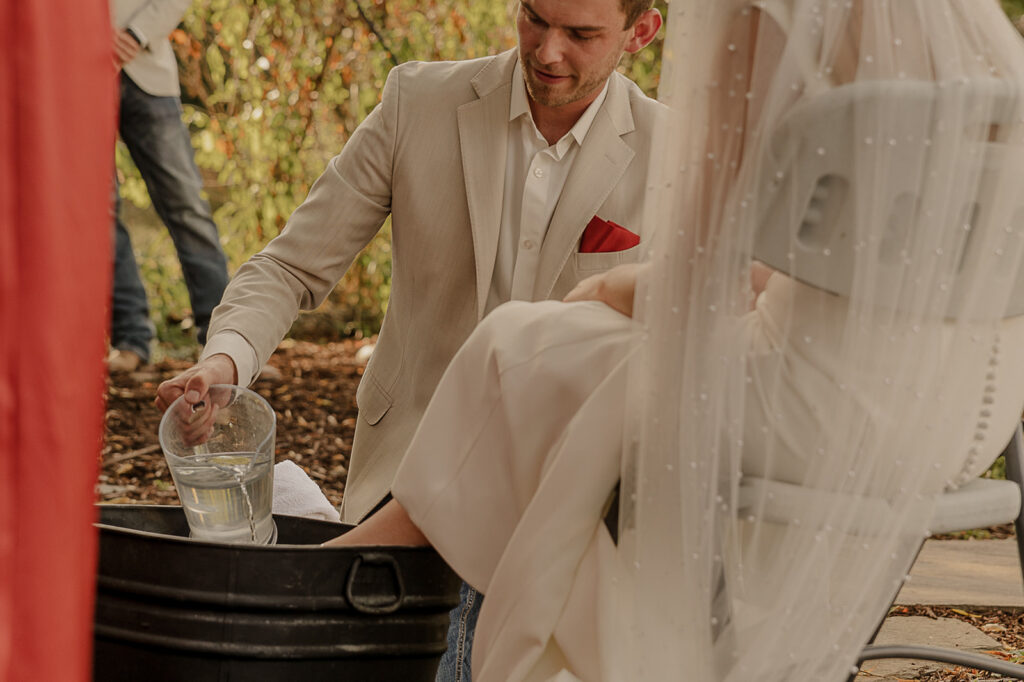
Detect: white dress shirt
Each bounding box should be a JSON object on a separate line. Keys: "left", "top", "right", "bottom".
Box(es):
{"left": 485, "top": 62, "right": 608, "bottom": 315}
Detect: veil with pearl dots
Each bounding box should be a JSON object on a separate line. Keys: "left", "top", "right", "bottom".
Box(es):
{"left": 616, "top": 1, "right": 1024, "bottom": 679}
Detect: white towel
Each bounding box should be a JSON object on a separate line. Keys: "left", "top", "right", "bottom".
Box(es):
{"left": 272, "top": 460, "right": 342, "bottom": 523}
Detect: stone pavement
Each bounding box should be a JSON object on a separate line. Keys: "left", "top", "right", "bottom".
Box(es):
{"left": 856, "top": 538, "right": 1024, "bottom": 680}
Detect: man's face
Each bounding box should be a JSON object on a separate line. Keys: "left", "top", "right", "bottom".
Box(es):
{"left": 516, "top": 0, "right": 638, "bottom": 111}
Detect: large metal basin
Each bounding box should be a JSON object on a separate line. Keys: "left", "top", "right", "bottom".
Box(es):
{"left": 93, "top": 504, "right": 460, "bottom": 681}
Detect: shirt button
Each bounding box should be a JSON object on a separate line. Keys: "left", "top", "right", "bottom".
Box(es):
{"left": 533, "top": 167, "right": 545, "bottom": 178}
{"left": 522, "top": 239, "right": 535, "bottom": 250}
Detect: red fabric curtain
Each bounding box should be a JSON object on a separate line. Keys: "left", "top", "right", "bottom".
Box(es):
{"left": 0, "top": 0, "right": 117, "bottom": 679}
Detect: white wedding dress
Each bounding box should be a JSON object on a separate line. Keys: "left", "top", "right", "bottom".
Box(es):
{"left": 393, "top": 283, "right": 1024, "bottom": 681}
{"left": 392, "top": 1, "right": 1024, "bottom": 680}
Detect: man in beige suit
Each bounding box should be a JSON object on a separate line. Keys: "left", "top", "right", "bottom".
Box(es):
{"left": 157, "top": 0, "right": 662, "bottom": 676}
{"left": 159, "top": 0, "right": 663, "bottom": 519}
{"left": 109, "top": 0, "right": 229, "bottom": 371}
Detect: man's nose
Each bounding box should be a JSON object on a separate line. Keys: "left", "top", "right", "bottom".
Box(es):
{"left": 535, "top": 29, "right": 567, "bottom": 65}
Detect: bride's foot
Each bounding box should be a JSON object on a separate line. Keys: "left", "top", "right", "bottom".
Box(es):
{"left": 321, "top": 499, "right": 431, "bottom": 547}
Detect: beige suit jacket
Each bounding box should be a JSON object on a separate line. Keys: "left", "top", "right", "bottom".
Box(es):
{"left": 207, "top": 49, "right": 665, "bottom": 522}
{"left": 111, "top": 0, "right": 192, "bottom": 96}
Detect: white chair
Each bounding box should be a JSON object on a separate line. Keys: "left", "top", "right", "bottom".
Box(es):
{"left": 736, "top": 424, "right": 1024, "bottom": 679}
{"left": 602, "top": 428, "right": 1024, "bottom": 678}
{"left": 747, "top": 75, "right": 1024, "bottom": 680}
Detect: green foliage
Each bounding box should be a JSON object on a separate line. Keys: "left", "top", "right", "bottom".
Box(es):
{"left": 986, "top": 453, "right": 1007, "bottom": 480}
{"left": 117, "top": 0, "right": 668, "bottom": 343}
{"left": 618, "top": 1, "right": 667, "bottom": 98}
{"left": 120, "top": 0, "right": 523, "bottom": 343}
{"left": 127, "top": 0, "right": 1023, "bottom": 344}
{"left": 1004, "top": 0, "right": 1024, "bottom": 22}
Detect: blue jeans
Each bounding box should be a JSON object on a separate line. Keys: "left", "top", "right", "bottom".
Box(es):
{"left": 435, "top": 582, "right": 482, "bottom": 682}
{"left": 111, "top": 73, "right": 228, "bottom": 359}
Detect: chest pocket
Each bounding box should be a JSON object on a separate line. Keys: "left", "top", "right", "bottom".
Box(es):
{"left": 572, "top": 243, "right": 642, "bottom": 275}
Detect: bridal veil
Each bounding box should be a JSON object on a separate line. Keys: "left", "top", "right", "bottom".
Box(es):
{"left": 621, "top": 0, "right": 1024, "bottom": 679}
{"left": 391, "top": 0, "right": 1024, "bottom": 679}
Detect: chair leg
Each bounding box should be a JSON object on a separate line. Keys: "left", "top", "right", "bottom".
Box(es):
{"left": 1000, "top": 421, "right": 1024, "bottom": 588}
{"left": 845, "top": 539, "right": 929, "bottom": 682}
{"left": 858, "top": 645, "right": 1024, "bottom": 680}
{"left": 849, "top": 426, "right": 1024, "bottom": 682}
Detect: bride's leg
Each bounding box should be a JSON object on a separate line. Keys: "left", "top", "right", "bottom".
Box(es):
{"left": 392, "top": 300, "right": 638, "bottom": 586}
{"left": 320, "top": 498, "right": 429, "bottom": 547}
{"left": 321, "top": 301, "right": 636, "bottom": 557}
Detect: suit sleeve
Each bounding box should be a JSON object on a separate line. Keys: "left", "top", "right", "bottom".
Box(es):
{"left": 120, "top": 0, "right": 193, "bottom": 48}
{"left": 205, "top": 64, "right": 402, "bottom": 372}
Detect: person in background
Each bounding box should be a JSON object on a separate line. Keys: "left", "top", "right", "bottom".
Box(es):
{"left": 108, "top": 0, "right": 229, "bottom": 373}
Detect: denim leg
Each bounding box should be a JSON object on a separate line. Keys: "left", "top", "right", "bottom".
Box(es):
{"left": 110, "top": 177, "right": 154, "bottom": 361}
{"left": 118, "top": 73, "right": 228, "bottom": 344}
{"left": 435, "top": 582, "right": 482, "bottom": 682}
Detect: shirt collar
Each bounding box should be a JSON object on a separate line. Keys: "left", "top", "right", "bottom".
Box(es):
{"left": 510, "top": 60, "right": 610, "bottom": 155}
{"left": 510, "top": 61, "right": 533, "bottom": 123}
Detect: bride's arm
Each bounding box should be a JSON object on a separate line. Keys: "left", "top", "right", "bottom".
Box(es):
{"left": 562, "top": 262, "right": 649, "bottom": 318}
{"left": 751, "top": 260, "right": 776, "bottom": 296}
{"left": 563, "top": 259, "right": 778, "bottom": 317}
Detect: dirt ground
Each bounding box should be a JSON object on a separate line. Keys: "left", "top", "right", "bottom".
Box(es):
{"left": 99, "top": 338, "right": 369, "bottom": 509}
{"left": 99, "top": 338, "right": 1024, "bottom": 679}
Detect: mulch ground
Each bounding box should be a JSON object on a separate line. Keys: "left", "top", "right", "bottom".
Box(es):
{"left": 100, "top": 338, "right": 1024, "bottom": 680}
{"left": 100, "top": 338, "right": 370, "bottom": 509}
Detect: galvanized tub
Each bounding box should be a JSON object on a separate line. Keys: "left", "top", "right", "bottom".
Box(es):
{"left": 93, "top": 504, "right": 460, "bottom": 681}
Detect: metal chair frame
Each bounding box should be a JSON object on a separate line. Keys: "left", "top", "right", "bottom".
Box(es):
{"left": 852, "top": 422, "right": 1024, "bottom": 680}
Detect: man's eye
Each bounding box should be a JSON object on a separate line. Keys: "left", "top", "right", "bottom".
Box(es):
{"left": 572, "top": 32, "right": 597, "bottom": 41}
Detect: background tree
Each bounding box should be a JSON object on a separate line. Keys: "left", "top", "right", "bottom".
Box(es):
{"left": 119, "top": 0, "right": 1018, "bottom": 348}
{"left": 117, "top": 0, "right": 664, "bottom": 349}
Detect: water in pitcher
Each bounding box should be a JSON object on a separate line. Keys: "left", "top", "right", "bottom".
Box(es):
{"left": 172, "top": 452, "right": 276, "bottom": 544}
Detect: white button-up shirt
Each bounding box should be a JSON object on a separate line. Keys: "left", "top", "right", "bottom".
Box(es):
{"left": 484, "top": 62, "right": 608, "bottom": 315}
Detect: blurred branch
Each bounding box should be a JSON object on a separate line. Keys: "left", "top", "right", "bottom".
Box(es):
{"left": 354, "top": 0, "right": 399, "bottom": 68}
{"left": 303, "top": 11, "right": 345, "bottom": 139}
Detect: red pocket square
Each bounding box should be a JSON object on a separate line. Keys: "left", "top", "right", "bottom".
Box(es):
{"left": 580, "top": 216, "right": 640, "bottom": 253}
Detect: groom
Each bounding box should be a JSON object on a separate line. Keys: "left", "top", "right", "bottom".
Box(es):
{"left": 157, "top": 0, "right": 663, "bottom": 677}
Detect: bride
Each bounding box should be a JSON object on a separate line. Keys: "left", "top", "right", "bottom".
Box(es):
{"left": 330, "top": 1, "right": 1024, "bottom": 680}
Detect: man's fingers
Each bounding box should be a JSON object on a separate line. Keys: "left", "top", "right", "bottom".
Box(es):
{"left": 154, "top": 383, "right": 185, "bottom": 412}
{"left": 155, "top": 369, "right": 204, "bottom": 412}
{"left": 180, "top": 404, "right": 218, "bottom": 445}
{"left": 156, "top": 356, "right": 238, "bottom": 414}
{"left": 112, "top": 36, "right": 135, "bottom": 63}
{"left": 163, "top": 394, "right": 217, "bottom": 445}
{"left": 182, "top": 373, "right": 210, "bottom": 406}
{"left": 112, "top": 31, "right": 140, "bottom": 64}
{"left": 186, "top": 402, "right": 208, "bottom": 424}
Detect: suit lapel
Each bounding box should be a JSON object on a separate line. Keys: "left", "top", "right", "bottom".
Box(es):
{"left": 532, "top": 74, "right": 637, "bottom": 301}
{"left": 458, "top": 51, "right": 517, "bottom": 321}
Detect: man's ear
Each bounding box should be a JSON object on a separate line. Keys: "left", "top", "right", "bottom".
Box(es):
{"left": 624, "top": 9, "right": 663, "bottom": 53}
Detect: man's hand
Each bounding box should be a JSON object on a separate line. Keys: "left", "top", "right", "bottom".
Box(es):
{"left": 155, "top": 353, "right": 238, "bottom": 413}
{"left": 112, "top": 28, "right": 142, "bottom": 68}
{"left": 563, "top": 263, "right": 648, "bottom": 318}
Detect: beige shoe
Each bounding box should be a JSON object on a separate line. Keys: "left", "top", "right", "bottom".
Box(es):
{"left": 107, "top": 349, "right": 143, "bottom": 374}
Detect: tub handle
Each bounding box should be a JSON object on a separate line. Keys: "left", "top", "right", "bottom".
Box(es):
{"left": 345, "top": 553, "right": 406, "bottom": 615}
